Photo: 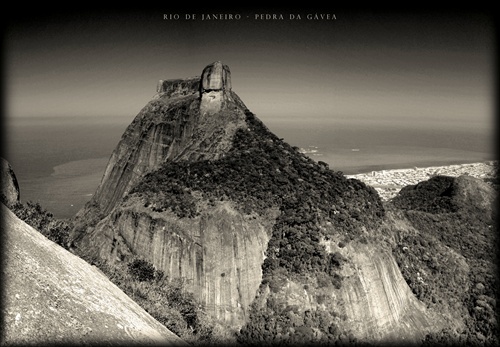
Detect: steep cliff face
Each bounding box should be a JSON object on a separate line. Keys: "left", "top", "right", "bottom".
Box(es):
{"left": 71, "top": 61, "right": 450, "bottom": 342}
{"left": 1, "top": 203, "right": 185, "bottom": 345}
{"left": 200, "top": 61, "right": 231, "bottom": 92}
{"left": 237, "top": 226, "right": 443, "bottom": 344}
{"left": 199, "top": 61, "right": 233, "bottom": 115}
{"left": 335, "top": 242, "right": 442, "bottom": 342}
{"left": 72, "top": 61, "right": 247, "bottom": 232}
{"left": 71, "top": 61, "right": 269, "bottom": 327}
{"left": 81, "top": 198, "right": 279, "bottom": 327}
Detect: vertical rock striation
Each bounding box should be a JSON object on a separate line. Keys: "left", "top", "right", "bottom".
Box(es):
{"left": 200, "top": 61, "right": 231, "bottom": 92}
{"left": 84, "top": 200, "right": 278, "bottom": 327}
{"left": 199, "top": 61, "right": 233, "bottom": 115}
{"left": 71, "top": 61, "right": 269, "bottom": 328}
{"left": 336, "top": 243, "right": 442, "bottom": 342}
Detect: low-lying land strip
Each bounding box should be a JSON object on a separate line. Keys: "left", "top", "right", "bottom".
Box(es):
{"left": 346, "top": 161, "right": 498, "bottom": 201}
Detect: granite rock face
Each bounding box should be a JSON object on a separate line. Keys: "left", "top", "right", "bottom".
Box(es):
{"left": 83, "top": 199, "right": 279, "bottom": 327}
{"left": 72, "top": 61, "right": 246, "bottom": 233}
{"left": 155, "top": 77, "right": 200, "bottom": 99}
{"left": 1, "top": 157, "right": 20, "bottom": 208}
{"left": 200, "top": 61, "right": 233, "bottom": 115}
{"left": 71, "top": 62, "right": 447, "bottom": 341}
{"left": 200, "top": 61, "right": 231, "bottom": 92}
{"left": 71, "top": 62, "right": 264, "bottom": 327}
{"left": 336, "top": 243, "right": 442, "bottom": 342}
{"left": 1, "top": 203, "right": 185, "bottom": 346}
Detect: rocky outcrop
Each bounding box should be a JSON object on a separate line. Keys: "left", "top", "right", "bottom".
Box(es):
{"left": 71, "top": 62, "right": 450, "bottom": 342}
{"left": 82, "top": 199, "right": 278, "bottom": 327}
{"left": 335, "top": 242, "right": 442, "bottom": 342}
{"left": 1, "top": 157, "right": 20, "bottom": 208}
{"left": 200, "top": 61, "right": 233, "bottom": 115}
{"left": 201, "top": 61, "right": 231, "bottom": 92}
{"left": 155, "top": 77, "right": 200, "bottom": 99}
{"left": 1, "top": 203, "right": 185, "bottom": 345}
{"left": 72, "top": 61, "right": 247, "bottom": 234}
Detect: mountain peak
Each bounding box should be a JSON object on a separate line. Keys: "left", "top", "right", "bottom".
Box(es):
{"left": 72, "top": 62, "right": 247, "bottom": 225}
{"left": 154, "top": 61, "right": 231, "bottom": 100}
{"left": 201, "top": 61, "right": 231, "bottom": 92}
{"left": 68, "top": 61, "right": 462, "bottom": 342}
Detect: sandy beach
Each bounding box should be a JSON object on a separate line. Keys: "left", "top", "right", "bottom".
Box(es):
{"left": 346, "top": 161, "right": 497, "bottom": 201}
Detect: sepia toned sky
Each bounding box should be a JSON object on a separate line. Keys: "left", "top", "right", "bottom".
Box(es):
{"left": 3, "top": 6, "right": 496, "bottom": 126}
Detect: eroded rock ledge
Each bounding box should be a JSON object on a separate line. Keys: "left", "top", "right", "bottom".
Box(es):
{"left": 155, "top": 77, "right": 200, "bottom": 98}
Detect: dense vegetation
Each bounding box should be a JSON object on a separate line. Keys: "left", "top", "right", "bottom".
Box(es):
{"left": 132, "top": 111, "right": 385, "bottom": 276}
{"left": 9, "top": 200, "right": 71, "bottom": 247}
{"left": 236, "top": 291, "right": 356, "bottom": 346}
{"left": 131, "top": 110, "right": 384, "bottom": 272}
{"left": 389, "top": 177, "right": 498, "bottom": 346}
{"left": 80, "top": 253, "right": 222, "bottom": 344}
{"left": 131, "top": 110, "right": 385, "bottom": 343}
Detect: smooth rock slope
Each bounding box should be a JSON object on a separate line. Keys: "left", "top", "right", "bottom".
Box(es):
{"left": 1, "top": 203, "right": 186, "bottom": 346}
{"left": 336, "top": 243, "right": 440, "bottom": 342}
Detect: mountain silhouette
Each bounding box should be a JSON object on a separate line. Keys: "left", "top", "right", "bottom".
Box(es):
{"left": 66, "top": 62, "right": 497, "bottom": 345}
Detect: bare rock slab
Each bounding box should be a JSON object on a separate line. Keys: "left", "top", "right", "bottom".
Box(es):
{"left": 1, "top": 203, "right": 186, "bottom": 346}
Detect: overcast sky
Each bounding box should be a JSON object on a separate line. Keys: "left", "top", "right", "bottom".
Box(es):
{"left": 3, "top": 6, "right": 496, "bottom": 126}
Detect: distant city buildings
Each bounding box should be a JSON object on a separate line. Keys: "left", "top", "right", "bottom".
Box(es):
{"left": 347, "top": 161, "right": 497, "bottom": 201}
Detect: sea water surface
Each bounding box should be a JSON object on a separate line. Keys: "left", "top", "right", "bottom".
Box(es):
{"left": 5, "top": 115, "right": 495, "bottom": 219}
{"left": 5, "top": 115, "right": 131, "bottom": 218}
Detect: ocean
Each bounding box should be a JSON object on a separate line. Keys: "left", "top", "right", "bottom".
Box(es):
{"left": 4, "top": 115, "right": 495, "bottom": 219}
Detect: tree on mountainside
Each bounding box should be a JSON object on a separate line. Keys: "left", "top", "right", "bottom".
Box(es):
{"left": 11, "top": 201, "right": 70, "bottom": 248}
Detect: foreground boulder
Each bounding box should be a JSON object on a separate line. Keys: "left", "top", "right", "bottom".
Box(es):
{"left": 1, "top": 203, "right": 186, "bottom": 346}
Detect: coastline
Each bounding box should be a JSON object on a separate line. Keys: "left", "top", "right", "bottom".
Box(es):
{"left": 17, "top": 157, "right": 109, "bottom": 219}
{"left": 346, "top": 160, "right": 497, "bottom": 201}
{"left": 16, "top": 156, "right": 498, "bottom": 218}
